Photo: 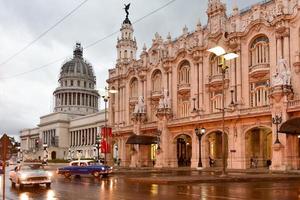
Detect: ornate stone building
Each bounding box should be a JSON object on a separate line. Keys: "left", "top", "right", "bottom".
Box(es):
{"left": 108, "top": 0, "right": 300, "bottom": 170}
{"left": 20, "top": 43, "right": 106, "bottom": 161}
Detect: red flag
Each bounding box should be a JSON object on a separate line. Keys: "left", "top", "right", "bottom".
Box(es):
{"left": 101, "top": 127, "right": 112, "bottom": 137}
{"left": 101, "top": 139, "right": 110, "bottom": 153}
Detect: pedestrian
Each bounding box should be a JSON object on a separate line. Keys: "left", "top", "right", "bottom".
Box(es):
{"left": 209, "top": 156, "right": 214, "bottom": 167}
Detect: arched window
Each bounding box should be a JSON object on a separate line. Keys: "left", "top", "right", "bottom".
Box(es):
{"left": 178, "top": 98, "right": 190, "bottom": 117}
{"left": 130, "top": 78, "right": 138, "bottom": 98}
{"left": 210, "top": 55, "right": 222, "bottom": 76}
{"left": 152, "top": 70, "right": 162, "bottom": 92}
{"left": 250, "top": 82, "right": 269, "bottom": 107}
{"left": 178, "top": 61, "right": 190, "bottom": 84}
{"left": 250, "top": 36, "right": 269, "bottom": 66}
{"left": 210, "top": 91, "right": 222, "bottom": 113}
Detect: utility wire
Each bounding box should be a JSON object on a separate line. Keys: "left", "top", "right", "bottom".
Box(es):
{"left": 0, "top": 0, "right": 89, "bottom": 67}
{"left": 0, "top": 0, "right": 177, "bottom": 80}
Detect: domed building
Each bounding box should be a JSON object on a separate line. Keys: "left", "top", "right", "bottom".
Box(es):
{"left": 53, "top": 43, "right": 99, "bottom": 115}
{"left": 20, "top": 43, "right": 106, "bottom": 161}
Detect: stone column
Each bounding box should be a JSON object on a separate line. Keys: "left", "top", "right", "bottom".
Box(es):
{"left": 236, "top": 50, "right": 242, "bottom": 105}
{"left": 155, "top": 108, "right": 172, "bottom": 168}
{"left": 276, "top": 37, "right": 283, "bottom": 60}
{"left": 129, "top": 113, "right": 146, "bottom": 168}
{"left": 269, "top": 84, "right": 293, "bottom": 170}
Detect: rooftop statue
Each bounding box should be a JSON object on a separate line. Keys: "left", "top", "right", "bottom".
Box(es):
{"left": 124, "top": 3, "right": 130, "bottom": 18}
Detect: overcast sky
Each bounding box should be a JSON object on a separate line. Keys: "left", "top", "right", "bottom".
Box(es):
{"left": 0, "top": 0, "right": 261, "bottom": 139}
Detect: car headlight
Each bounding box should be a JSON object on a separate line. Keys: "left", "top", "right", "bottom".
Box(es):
{"left": 110, "top": 167, "right": 113, "bottom": 170}
{"left": 47, "top": 172, "right": 53, "bottom": 177}
{"left": 20, "top": 174, "right": 27, "bottom": 180}
{"left": 101, "top": 167, "right": 105, "bottom": 170}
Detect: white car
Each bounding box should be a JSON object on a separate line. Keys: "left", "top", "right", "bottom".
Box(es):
{"left": 9, "top": 163, "right": 52, "bottom": 189}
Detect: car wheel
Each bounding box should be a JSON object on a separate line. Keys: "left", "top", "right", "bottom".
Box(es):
{"left": 92, "top": 171, "right": 100, "bottom": 178}
{"left": 102, "top": 174, "right": 108, "bottom": 178}
{"left": 46, "top": 183, "right": 51, "bottom": 188}
{"left": 64, "top": 172, "right": 71, "bottom": 178}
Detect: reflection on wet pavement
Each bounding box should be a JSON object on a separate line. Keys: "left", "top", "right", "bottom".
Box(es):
{"left": 1, "top": 169, "right": 300, "bottom": 200}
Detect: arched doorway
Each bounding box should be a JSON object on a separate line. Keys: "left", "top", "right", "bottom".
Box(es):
{"left": 245, "top": 127, "right": 272, "bottom": 168}
{"left": 176, "top": 134, "right": 192, "bottom": 167}
{"left": 51, "top": 151, "right": 56, "bottom": 160}
{"left": 204, "top": 131, "right": 228, "bottom": 167}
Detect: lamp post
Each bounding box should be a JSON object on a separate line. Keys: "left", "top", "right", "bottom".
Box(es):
{"left": 208, "top": 46, "right": 238, "bottom": 176}
{"left": 95, "top": 134, "right": 102, "bottom": 163}
{"left": 17, "top": 146, "right": 21, "bottom": 164}
{"left": 195, "top": 127, "right": 206, "bottom": 168}
{"left": 42, "top": 143, "right": 48, "bottom": 165}
{"left": 101, "top": 86, "right": 118, "bottom": 165}
{"left": 272, "top": 115, "right": 282, "bottom": 144}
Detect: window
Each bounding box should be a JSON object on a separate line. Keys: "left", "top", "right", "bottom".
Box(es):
{"left": 210, "top": 91, "right": 222, "bottom": 113}
{"left": 130, "top": 78, "right": 138, "bottom": 97}
{"left": 178, "top": 61, "right": 190, "bottom": 84}
{"left": 250, "top": 82, "right": 269, "bottom": 107}
{"left": 77, "top": 80, "right": 80, "bottom": 86}
{"left": 178, "top": 98, "right": 190, "bottom": 117}
{"left": 210, "top": 55, "right": 222, "bottom": 76}
{"left": 70, "top": 80, "right": 73, "bottom": 86}
{"left": 84, "top": 81, "right": 86, "bottom": 88}
{"left": 152, "top": 70, "right": 162, "bottom": 92}
{"left": 65, "top": 81, "right": 67, "bottom": 86}
{"left": 250, "top": 36, "right": 269, "bottom": 66}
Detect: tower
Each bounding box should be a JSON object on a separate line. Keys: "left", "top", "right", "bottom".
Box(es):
{"left": 116, "top": 6, "right": 137, "bottom": 63}
{"left": 207, "top": 0, "right": 227, "bottom": 34}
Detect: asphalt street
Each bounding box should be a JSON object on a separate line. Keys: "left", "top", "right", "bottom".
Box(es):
{"left": 1, "top": 167, "right": 300, "bottom": 200}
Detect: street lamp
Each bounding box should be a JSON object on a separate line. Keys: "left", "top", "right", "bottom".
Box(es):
{"left": 17, "top": 146, "right": 21, "bottom": 163}
{"left": 195, "top": 127, "right": 206, "bottom": 168}
{"left": 272, "top": 115, "right": 282, "bottom": 144}
{"left": 101, "top": 86, "right": 118, "bottom": 165}
{"left": 208, "top": 46, "right": 238, "bottom": 176}
{"left": 42, "top": 143, "right": 48, "bottom": 165}
{"left": 95, "top": 134, "right": 102, "bottom": 163}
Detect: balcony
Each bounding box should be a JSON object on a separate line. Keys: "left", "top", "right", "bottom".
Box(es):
{"left": 151, "top": 90, "right": 162, "bottom": 99}
{"left": 249, "top": 63, "right": 270, "bottom": 78}
{"left": 129, "top": 97, "right": 138, "bottom": 105}
{"left": 206, "top": 73, "right": 229, "bottom": 91}
{"left": 177, "top": 83, "right": 191, "bottom": 94}
{"left": 287, "top": 99, "right": 300, "bottom": 112}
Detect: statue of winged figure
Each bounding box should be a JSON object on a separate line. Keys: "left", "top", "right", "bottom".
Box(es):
{"left": 124, "top": 3, "right": 130, "bottom": 18}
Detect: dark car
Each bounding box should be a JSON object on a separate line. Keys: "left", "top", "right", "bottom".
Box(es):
{"left": 57, "top": 160, "right": 113, "bottom": 178}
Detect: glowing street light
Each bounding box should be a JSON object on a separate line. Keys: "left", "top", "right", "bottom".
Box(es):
{"left": 207, "top": 46, "right": 238, "bottom": 176}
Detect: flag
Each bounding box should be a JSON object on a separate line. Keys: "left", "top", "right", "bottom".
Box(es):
{"left": 101, "top": 127, "right": 112, "bottom": 137}
{"left": 101, "top": 139, "right": 110, "bottom": 153}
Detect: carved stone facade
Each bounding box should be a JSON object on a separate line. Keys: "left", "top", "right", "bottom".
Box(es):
{"left": 108, "top": 0, "right": 300, "bottom": 170}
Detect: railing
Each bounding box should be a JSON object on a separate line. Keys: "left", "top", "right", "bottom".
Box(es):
{"left": 288, "top": 99, "right": 300, "bottom": 108}
{"left": 151, "top": 91, "right": 162, "bottom": 97}
{"left": 249, "top": 63, "right": 269, "bottom": 74}
{"left": 239, "top": 106, "right": 270, "bottom": 114}
{"left": 177, "top": 83, "right": 191, "bottom": 93}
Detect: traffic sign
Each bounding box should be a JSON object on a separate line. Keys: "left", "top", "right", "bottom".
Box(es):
{"left": 0, "top": 134, "right": 13, "bottom": 161}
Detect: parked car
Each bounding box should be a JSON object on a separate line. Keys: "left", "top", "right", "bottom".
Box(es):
{"left": 57, "top": 160, "right": 113, "bottom": 178}
{"left": 9, "top": 163, "right": 52, "bottom": 189}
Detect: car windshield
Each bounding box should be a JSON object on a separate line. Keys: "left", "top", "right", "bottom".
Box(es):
{"left": 21, "top": 164, "right": 44, "bottom": 171}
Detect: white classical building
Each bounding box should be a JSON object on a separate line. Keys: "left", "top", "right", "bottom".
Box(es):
{"left": 20, "top": 43, "right": 107, "bottom": 161}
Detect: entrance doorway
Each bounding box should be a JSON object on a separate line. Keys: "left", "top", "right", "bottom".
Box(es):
{"left": 176, "top": 134, "right": 192, "bottom": 167}
{"left": 204, "top": 131, "right": 228, "bottom": 167}
{"left": 245, "top": 127, "right": 272, "bottom": 168}
{"left": 51, "top": 151, "right": 56, "bottom": 160}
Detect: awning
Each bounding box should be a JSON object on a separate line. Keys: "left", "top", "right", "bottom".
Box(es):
{"left": 279, "top": 118, "right": 300, "bottom": 135}
{"left": 126, "top": 134, "right": 158, "bottom": 145}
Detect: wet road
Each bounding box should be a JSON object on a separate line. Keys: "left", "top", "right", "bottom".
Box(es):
{"left": 1, "top": 169, "right": 300, "bottom": 200}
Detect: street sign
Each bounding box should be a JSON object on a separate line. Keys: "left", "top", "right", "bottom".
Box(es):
{"left": 0, "top": 134, "right": 13, "bottom": 161}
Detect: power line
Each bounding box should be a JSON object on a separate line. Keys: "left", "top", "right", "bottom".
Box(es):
{"left": 0, "top": 0, "right": 178, "bottom": 80}
{"left": 0, "top": 0, "right": 89, "bottom": 67}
